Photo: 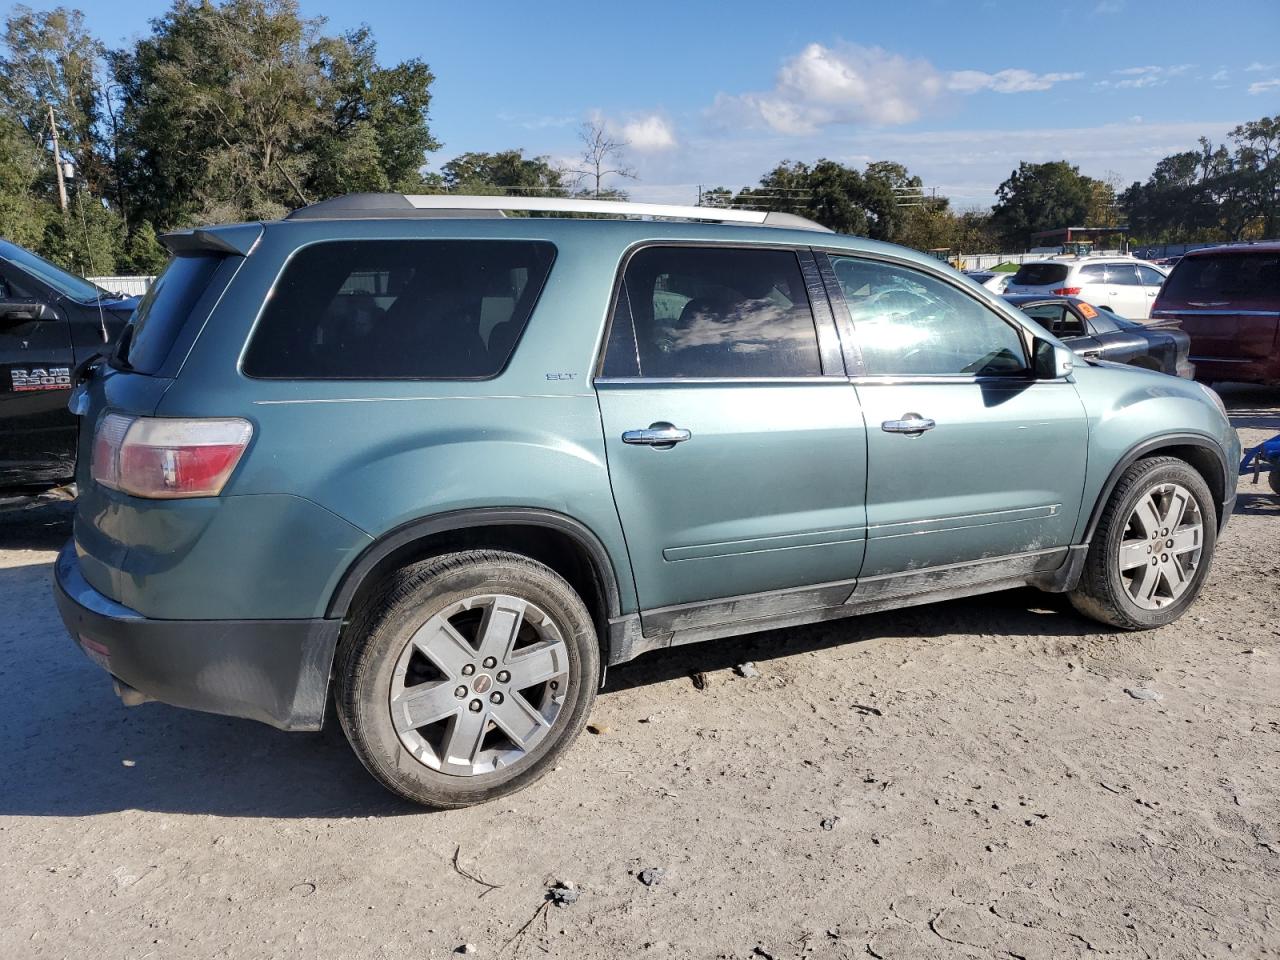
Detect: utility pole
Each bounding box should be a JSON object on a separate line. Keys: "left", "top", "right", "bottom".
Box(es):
{"left": 48, "top": 103, "right": 68, "bottom": 214}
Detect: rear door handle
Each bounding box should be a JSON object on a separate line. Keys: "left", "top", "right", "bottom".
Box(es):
{"left": 622, "top": 422, "right": 692, "bottom": 447}
{"left": 881, "top": 413, "right": 935, "bottom": 435}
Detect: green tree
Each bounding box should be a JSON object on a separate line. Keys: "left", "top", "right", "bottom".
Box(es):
{"left": 41, "top": 189, "right": 124, "bottom": 275}
{"left": 307, "top": 26, "right": 439, "bottom": 198}
{"left": 1120, "top": 123, "right": 1276, "bottom": 243}
{"left": 439, "top": 149, "right": 566, "bottom": 195}
{"left": 112, "top": 0, "right": 439, "bottom": 229}
{"left": 0, "top": 5, "right": 109, "bottom": 195}
{"left": 119, "top": 219, "right": 167, "bottom": 274}
{"left": 0, "top": 112, "right": 49, "bottom": 247}
{"left": 734, "top": 158, "right": 927, "bottom": 240}
{"left": 990, "top": 161, "right": 1098, "bottom": 249}
{"left": 1229, "top": 115, "right": 1280, "bottom": 236}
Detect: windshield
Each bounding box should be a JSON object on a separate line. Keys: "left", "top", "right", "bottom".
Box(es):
{"left": 0, "top": 242, "right": 110, "bottom": 302}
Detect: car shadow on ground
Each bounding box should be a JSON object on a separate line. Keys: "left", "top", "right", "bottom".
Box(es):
{"left": 0, "top": 526, "right": 1097, "bottom": 821}
{"left": 0, "top": 478, "right": 1263, "bottom": 819}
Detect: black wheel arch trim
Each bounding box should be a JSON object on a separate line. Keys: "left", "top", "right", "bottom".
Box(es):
{"left": 1082, "top": 432, "right": 1231, "bottom": 543}
{"left": 325, "top": 507, "right": 624, "bottom": 623}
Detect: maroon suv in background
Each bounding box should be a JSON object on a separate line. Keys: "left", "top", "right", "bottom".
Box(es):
{"left": 1151, "top": 242, "right": 1280, "bottom": 385}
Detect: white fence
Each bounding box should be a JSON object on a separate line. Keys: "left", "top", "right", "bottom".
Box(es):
{"left": 89, "top": 275, "right": 155, "bottom": 296}
{"left": 955, "top": 249, "right": 1131, "bottom": 271}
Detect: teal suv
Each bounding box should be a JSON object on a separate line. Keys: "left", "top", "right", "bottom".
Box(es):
{"left": 55, "top": 194, "right": 1240, "bottom": 807}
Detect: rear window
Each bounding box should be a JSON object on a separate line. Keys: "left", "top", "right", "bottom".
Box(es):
{"left": 1011, "top": 263, "right": 1069, "bottom": 286}
{"left": 243, "top": 240, "right": 555, "bottom": 379}
{"left": 119, "top": 254, "right": 224, "bottom": 374}
{"left": 1160, "top": 252, "right": 1280, "bottom": 305}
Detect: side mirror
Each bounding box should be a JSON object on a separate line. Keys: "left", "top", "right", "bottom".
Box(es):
{"left": 1033, "top": 337, "right": 1074, "bottom": 379}
{"left": 0, "top": 300, "right": 53, "bottom": 327}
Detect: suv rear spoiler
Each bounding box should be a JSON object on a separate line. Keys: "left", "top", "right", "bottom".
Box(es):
{"left": 160, "top": 224, "right": 263, "bottom": 258}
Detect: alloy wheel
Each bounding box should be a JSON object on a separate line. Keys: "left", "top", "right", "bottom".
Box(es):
{"left": 388, "top": 594, "right": 569, "bottom": 776}
{"left": 1116, "top": 482, "right": 1204, "bottom": 610}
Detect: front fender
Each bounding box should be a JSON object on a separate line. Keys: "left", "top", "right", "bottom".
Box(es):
{"left": 1070, "top": 364, "right": 1238, "bottom": 542}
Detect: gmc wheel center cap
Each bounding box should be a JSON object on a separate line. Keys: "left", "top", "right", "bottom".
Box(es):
{"left": 472, "top": 674, "right": 493, "bottom": 694}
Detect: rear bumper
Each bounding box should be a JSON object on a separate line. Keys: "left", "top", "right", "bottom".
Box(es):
{"left": 53, "top": 541, "right": 339, "bottom": 731}
{"left": 1191, "top": 356, "right": 1280, "bottom": 386}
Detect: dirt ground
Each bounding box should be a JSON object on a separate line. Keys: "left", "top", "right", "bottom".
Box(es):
{"left": 1, "top": 386, "right": 1277, "bottom": 960}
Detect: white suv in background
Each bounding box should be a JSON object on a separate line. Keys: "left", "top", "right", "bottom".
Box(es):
{"left": 1005, "top": 256, "right": 1168, "bottom": 319}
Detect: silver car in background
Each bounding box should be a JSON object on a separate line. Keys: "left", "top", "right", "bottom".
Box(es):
{"left": 1005, "top": 256, "right": 1167, "bottom": 319}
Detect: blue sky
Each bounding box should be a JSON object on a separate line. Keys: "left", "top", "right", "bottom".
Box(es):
{"left": 66, "top": 0, "right": 1280, "bottom": 206}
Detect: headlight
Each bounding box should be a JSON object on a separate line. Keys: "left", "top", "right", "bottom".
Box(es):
{"left": 1197, "top": 382, "right": 1228, "bottom": 419}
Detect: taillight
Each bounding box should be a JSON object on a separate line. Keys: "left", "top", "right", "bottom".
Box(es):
{"left": 91, "top": 414, "right": 252, "bottom": 499}
{"left": 1052, "top": 287, "right": 1082, "bottom": 296}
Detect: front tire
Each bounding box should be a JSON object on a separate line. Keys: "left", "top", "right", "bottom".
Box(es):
{"left": 1069, "top": 457, "right": 1217, "bottom": 629}
{"left": 336, "top": 550, "right": 599, "bottom": 808}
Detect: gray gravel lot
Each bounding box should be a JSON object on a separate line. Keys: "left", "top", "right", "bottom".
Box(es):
{"left": 1, "top": 386, "right": 1277, "bottom": 959}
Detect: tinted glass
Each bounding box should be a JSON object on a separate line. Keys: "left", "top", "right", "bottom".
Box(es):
{"left": 830, "top": 256, "right": 1027, "bottom": 376}
{"left": 120, "top": 254, "right": 224, "bottom": 374}
{"left": 1011, "top": 263, "right": 1068, "bottom": 286}
{"left": 1077, "top": 264, "right": 1108, "bottom": 282}
{"left": 244, "top": 240, "right": 555, "bottom": 379}
{"left": 602, "top": 246, "right": 821, "bottom": 378}
{"left": 1136, "top": 265, "right": 1166, "bottom": 287}
{"left": 1107, "top": 264, "right": 1141, "bottom": 286}
{"left": 1160, "top": 252, "right": 1280, "bottom": 304}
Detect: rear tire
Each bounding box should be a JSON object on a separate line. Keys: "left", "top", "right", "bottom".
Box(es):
{"left": 336, "top": 550, "right": 599, "bottom": 808}
{"left": 1268, "top": 466, "right": 1280, "bottom": 496}
{"left": 1069, "top": 457, "right": 1216, "bottom": 629}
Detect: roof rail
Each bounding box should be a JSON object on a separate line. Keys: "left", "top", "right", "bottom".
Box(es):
{"left": 286, "top": 192, "right": 833, "bottom": 233}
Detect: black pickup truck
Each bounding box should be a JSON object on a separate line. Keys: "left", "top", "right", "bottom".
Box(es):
{"left": 0, "top": 239, "right": 138, "bottom": 492}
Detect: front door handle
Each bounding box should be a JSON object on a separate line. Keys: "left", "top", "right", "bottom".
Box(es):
{"left": 622, "top": 422, "right": 692, "bottom": 448}
{"left": 881, "top": 413, "right": 936, "bottom": 435}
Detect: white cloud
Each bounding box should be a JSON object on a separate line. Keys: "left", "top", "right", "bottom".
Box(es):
{"left": 1245, "top": 62, "right": 1275, "bottom": 72}
{"left": 618, "top": 114, "right": 678, "bottom": 152}
{"left": 1248, "top": 78, "right": 1280, "bottom": 95}
{"left": 496, "top": 112, "right": 577, "bottom": 131}
{"left": 710, "top": 42, "right": 1082, "bottom": 135}
{"left": 1209, "top": 68, "right": 1229, "bottom": 82}
{"left": 948, "top": 68, "right": 1084, "bottom": 94}
{"left": 1097, "top": 63, "right": 1193, "bottom": 89}
{"left": 712, "top": 42, "right": 945, "bottom": 132}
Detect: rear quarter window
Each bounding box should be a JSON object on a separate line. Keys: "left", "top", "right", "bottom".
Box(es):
{"left": 243, "top": 239, "right": 556, "bottom": 379}
{"left": 1011, "top": 263, "right": 1068, "bottom": 286}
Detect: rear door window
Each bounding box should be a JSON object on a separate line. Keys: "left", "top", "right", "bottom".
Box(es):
{"left": 1161, "top": 253, "right": 1280, "bottom": 305}
{"left": 243, "top": 240, "right": 556, "bottom": 379}
{"left": 600, "top": 246, "right": 823, "bottom": 379}
{"left": 1107, "top": 264, "right": 1141, "bottom": 286}
{"left": 119, "top": 254, "right": 225, "bottom": 374}
{"left": 1011, "top": 263, "right": 1069, "bottom": 286}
